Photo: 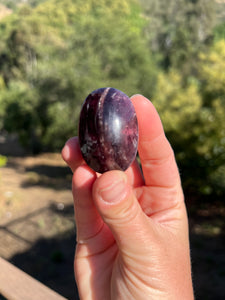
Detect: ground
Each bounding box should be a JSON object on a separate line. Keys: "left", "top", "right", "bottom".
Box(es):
{"left": 0, "top": 154, "right": 78, "bottom": 299}
{"left": 0, "top": 154, "right": 224, "bottom": 299}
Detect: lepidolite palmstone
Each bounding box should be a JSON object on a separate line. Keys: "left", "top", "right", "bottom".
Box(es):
{"left": 79, "top": 87, "right": 138, "bottom": 173}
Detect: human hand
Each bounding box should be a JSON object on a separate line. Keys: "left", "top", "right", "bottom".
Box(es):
{"left": 62, "top": 94, "right": 194, "bottom": 300}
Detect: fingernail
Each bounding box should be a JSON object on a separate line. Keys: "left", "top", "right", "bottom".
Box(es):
{"left": 99, "top": 174, "right": 127, "bottom": 203}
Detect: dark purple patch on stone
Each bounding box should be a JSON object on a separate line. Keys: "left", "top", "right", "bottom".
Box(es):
{"left": 79, "top": 87, "right": 139, "bottom": 173}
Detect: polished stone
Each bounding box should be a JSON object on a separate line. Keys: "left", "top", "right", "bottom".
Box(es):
{"left": 79, "top": 87, "right": 138, "bottom": 173}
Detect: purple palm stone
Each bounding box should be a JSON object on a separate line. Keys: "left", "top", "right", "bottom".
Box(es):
{"left": 79, "top": 87, "right": 139, "bottom": 173}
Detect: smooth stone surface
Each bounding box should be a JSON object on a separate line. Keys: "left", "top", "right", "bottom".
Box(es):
{"left": 79, "top": 87, "right": 139, "bottom": 173}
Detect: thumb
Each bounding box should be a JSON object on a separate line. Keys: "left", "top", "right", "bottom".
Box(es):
{"left": 92, "top": 171, "right": 152, "bottom": 254}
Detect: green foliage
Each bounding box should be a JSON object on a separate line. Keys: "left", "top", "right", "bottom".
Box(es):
{"left": 0, "top": 0, "right": 225, "bottom": 197}
{"left": 1, "top": 80, "right": 42, "bottom": 152}
{"left": 197, "top": 40, "right": 225, "bottom": 194}
{"left": 154, "top": 71, "right": 201, "bottom": 132}
{"left": 0, "top": 0, "right": 157, "bottom": 152}
{"left": 153, "top": 39, "right": 225, "bottom": 196}
{"left": 0, "top": 155, "right": 7, "bottom": 167}
{"left": 140, "top": 0, "right": 217, "bottom": 72}
{"left": 199, "top": 40, "right": 225, "bottom": 96}
{"left": 153, "top": 70, "right": 203, "bottom": 193}
{"left": 0, "top": 1, "right": 16, "bottom": 10}
{"left": 214, "top": 22, "right": 225, "bottom": 41}
{"left": 0, "top": 0, "right": 47, "bottom": 10}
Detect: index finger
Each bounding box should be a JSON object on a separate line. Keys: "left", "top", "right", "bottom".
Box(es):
{"left": 61, "top": 137, "right": 84, "bottom": 172}
{"left": 131, "top": 95, "right": 180, "bottom": 188}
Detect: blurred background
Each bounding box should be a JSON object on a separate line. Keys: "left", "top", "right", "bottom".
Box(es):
{"left": 0, "top": 0, "right": 224, "bottom": 299}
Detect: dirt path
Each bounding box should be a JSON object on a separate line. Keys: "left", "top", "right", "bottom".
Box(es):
{"left": 0, "top": 154, "right": 78, "bottom": 299}
{"left": 0, "top": 154, "right": 72, "bottom": 225}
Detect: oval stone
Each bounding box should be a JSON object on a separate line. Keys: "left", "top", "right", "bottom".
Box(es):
{"left": 79, "top": 87, "right": 139, "bottom": 173}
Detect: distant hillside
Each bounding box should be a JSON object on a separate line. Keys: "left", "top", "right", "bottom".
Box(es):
{"left": 0, "top": 0, "right": 47, "bottom": 10}
{"left": 0, "top": 0, "right": 22, "bottom": 9}
{"left": 216, "top": 0, "right": 225, "bottom": 22}
{"left": 0, "top": 4, "right": 12, "bottom": 19}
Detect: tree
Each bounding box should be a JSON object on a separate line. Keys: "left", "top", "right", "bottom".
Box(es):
{"left": 153, "top": 70, "right": 203, "bottom": 193}
{"left": 197, "top": 40, "right": 225, "bottom": 194}
{"left": 153, "top": 39, "right": 225, "bottom": 196}
{"left": 140, "top": 0, "right": 217, "bottom": 72}
{"left": 0, "top": 0, "right": 157, "bottom": 152}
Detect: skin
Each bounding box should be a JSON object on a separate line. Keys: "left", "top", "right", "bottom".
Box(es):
{"left": 61, "top": 94, "right": 194, "bottom": 300}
